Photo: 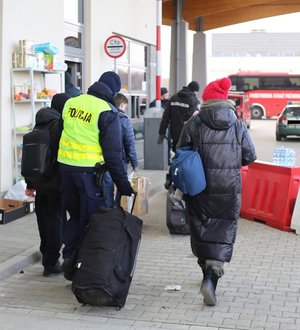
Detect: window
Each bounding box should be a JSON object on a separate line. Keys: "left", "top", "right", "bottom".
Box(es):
{"left": 64, "top": 30, "right": 82, "bottom": 49}
{"left": 64, "top": 0, "right": 84, "bottom": 24}
{"left": 64, "top": 0, "right": 84, "bottom": 57}
{"left": 117, "top": 65, "right": 129, "bottom": 91}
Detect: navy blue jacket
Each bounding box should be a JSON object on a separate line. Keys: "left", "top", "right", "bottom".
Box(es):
{"left": 118, "top": 111, "right": 139, "bottom": 170}
{"left": 60, "top": 81, "right": 131, "bottom": 194}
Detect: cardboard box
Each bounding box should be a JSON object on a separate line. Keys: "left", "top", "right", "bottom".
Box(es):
{"left": 0, "top": 199, "right": 27, "bottom": 225}
{"left": 44, "top": 54, "right": 59, "bottom": 70}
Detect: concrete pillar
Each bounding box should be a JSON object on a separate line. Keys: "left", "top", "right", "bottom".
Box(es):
{"left": 192, "top": 17, "right": 208, "bottom": 98}
{"left": 169, "top": 0, "right": 188, "bottom": 95}
{"left": 192, "top": 32, "right": 207, "bottom": 99}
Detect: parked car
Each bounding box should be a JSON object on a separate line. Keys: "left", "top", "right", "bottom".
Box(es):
{"left": 276, "top": 102, "right": 300, "bottom": 141}
{"left": 228, "top": 92, "right": 251, "bottom": 129}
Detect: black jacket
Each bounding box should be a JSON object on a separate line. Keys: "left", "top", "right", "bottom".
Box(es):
{"left": 26, "top": 107, "right": 62, "bottom": 194}
{"left": 178, "top": 100, "right": 257, "bottom": 262}
{"left": 159, "top": 87, "right": 199, "bottom": 148}
{"left": 149, "top": 98, "right": 169, "bottom": 110}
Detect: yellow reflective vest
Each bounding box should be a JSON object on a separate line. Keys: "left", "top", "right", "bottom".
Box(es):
{"left": 58, "top": 94, "right": 111, "bottom": 167}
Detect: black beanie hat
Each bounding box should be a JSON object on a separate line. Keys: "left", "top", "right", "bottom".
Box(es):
{"left": 98, "top": 71, "right": 121, "bottom": 95}
{"left": 51, "top": 93, "right": 70, "bottom": 114}
{"left": 187, "top": 81, "right": 200, "bottom": 92}
{"left": 161, "top": 87, "right": 168, "bottom": 95}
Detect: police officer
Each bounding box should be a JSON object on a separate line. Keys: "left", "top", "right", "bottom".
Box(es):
{"left": 58, "top": 71, "right": 134, "bottom": 277}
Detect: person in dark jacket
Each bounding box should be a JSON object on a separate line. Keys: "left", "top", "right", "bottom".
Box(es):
{"left": 25, "top": 93, "right": 70, "bottom": 277}
{"left": 64, "top": 71, "right": 81, "bottom": 97}
{"left": 115, "top": 93, "right": 139, "bottom": 171}
{"left": 178, "top": 77, "right": 256, "bottom": 306}
{"left": 158, "top": 81, "right": 200, "bottom": 188}
{"left": 149, "top": 87, "right": 169, "bottom": 110}
{"left": 102, "top": 93, "right": 139, "bottom": 207}
{"left": 158, "top": 81, "right": 200, "bottom": 152}
{"left": 57, "top": 71, "right": 134, "bottom": 279}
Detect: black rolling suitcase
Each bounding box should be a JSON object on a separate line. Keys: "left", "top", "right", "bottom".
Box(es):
{"left": 71, "top": 194, "right": 143, "bottom": 308}
{"left": 166, "top": 184, "right": 190, "bottom": 235}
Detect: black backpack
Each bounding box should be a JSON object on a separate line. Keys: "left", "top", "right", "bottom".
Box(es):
{"left": 21, "top": 120, "right": 60, "bottom": 185}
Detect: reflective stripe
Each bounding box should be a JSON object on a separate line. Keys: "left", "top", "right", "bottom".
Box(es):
{"left": 58, "top": 150, "right": 103, "bottom": 162}
{"left": 59, "top": 138, "right": 101, "bottom": 152}
{"left": 170, "top": 101, "right": 190, "bottom": 108}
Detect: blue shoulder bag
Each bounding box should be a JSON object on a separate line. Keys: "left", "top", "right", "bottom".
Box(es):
{"left": 170, "top": 124, "right": 206, "bottom": 196}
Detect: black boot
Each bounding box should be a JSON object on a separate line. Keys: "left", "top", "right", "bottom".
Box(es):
{"left": 200, "top": 267, "right": 219, "bottom": 306}
{"left": 197, "top": 259, "right": 206, "bottom": 282}
{"left": 61, "top": 258, "right": 74, "bottom": 281}
{"left": 164, "top": 173, "right": 172, "bottom": 190}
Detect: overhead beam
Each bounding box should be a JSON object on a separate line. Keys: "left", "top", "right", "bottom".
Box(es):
{"left": 162, "top": 0, "right": 300, "bottom": 31}
{"left": 183, "top": 0, "right": 276, "bottom": 18}
{"left": 200, "top": 5, "right": 300, "bottom": 31}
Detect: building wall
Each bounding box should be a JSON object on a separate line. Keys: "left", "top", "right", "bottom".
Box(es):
{"left": 0, "top": 0, "right": 157, "bottom": 192}
{"left": 84, "top": 0, "right": 156, "bottom": 91}
{"left": 0, "top": 0, "right": 65, "bottom": 192}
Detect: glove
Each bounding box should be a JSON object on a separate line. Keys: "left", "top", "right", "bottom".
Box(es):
{"left": 157, "top": 134, "right": 165, "bottom": 144}
{"left": 119, "top": 180, "right": 135, "bottom": 196}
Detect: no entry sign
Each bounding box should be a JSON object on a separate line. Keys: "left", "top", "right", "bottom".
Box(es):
{"left": 104, "top": 35, "right": 126, "bottom": 59}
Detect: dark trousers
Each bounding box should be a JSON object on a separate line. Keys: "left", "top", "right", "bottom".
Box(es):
{"left": 35, "top": 192, "right": 63, "bottom": 268}
{"left": 101, "top": 164, "right": 129, "bottom": 208}
{"left": 60, "top": 170, "right": 106, "bottom": 259}
{"left": 101, "top": 171, "right": 115, "bottom": 208}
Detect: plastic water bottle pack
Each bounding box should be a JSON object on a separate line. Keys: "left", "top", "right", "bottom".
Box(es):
{"left": 272, "top": 146, "right": 296, "bottom": 167}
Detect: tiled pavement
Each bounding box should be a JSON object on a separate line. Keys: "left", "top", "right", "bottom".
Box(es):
{"left": 0, "top": 169, "right": 299, "bottom": 330}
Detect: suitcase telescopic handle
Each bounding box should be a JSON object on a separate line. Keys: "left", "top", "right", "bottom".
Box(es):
{"left": 130, "top": 191, "right": 138, "bottom": 214}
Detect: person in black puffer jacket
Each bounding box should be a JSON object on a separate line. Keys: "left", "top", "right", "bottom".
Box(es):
{"left": 178, "top": 77, "right": 256, "bottom": 306}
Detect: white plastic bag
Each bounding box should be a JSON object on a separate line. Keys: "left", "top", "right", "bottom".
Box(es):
{"left": 4, "top": 180, "right": 27, "bottom": 201}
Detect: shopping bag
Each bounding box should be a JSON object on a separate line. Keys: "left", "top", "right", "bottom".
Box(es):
{"left": 121, "top": 173, "right": 150, "bottom": 216}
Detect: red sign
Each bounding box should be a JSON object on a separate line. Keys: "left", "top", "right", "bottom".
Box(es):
{"left": 104, "top": 35, "right": 126, "bottom": 59}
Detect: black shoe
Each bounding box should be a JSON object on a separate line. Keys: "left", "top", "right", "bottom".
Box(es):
{"left": 43, "top": 261, "right": 63, "bottom": 277}
{"left": 62, "top": 258, "right": 74, "bottom": 281}
{"left": 164, "top": 179, "right": 172, "bottom": 190}
{"left": 164, "top": 173, "right": 172, "bottom": 190}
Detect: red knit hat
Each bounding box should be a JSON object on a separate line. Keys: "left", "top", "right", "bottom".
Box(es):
{"left": 202, "top": 77, "right": 231, "bottom": 101}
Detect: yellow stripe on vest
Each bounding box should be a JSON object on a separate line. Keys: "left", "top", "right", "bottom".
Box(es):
{"left": 59, "top": 138, "right": 101, "bottom": 153}
{"left": 58, "top": 150, "right": 102, "bottom": 162}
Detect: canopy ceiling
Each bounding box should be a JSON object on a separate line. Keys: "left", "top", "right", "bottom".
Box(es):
{"left": 162, "top": 0, "right": 300, "bottom": 31}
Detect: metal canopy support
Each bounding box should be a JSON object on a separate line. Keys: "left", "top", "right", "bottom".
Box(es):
{"left": 192, "top": 17, "right": 207, "bottom": 98}
{"left": 169, "top": 0, "right": 187, "bottom": 95}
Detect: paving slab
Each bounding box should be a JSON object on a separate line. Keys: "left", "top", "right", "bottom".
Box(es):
{"left": 0, "top": 169, "right": 299, "bottom": 329}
